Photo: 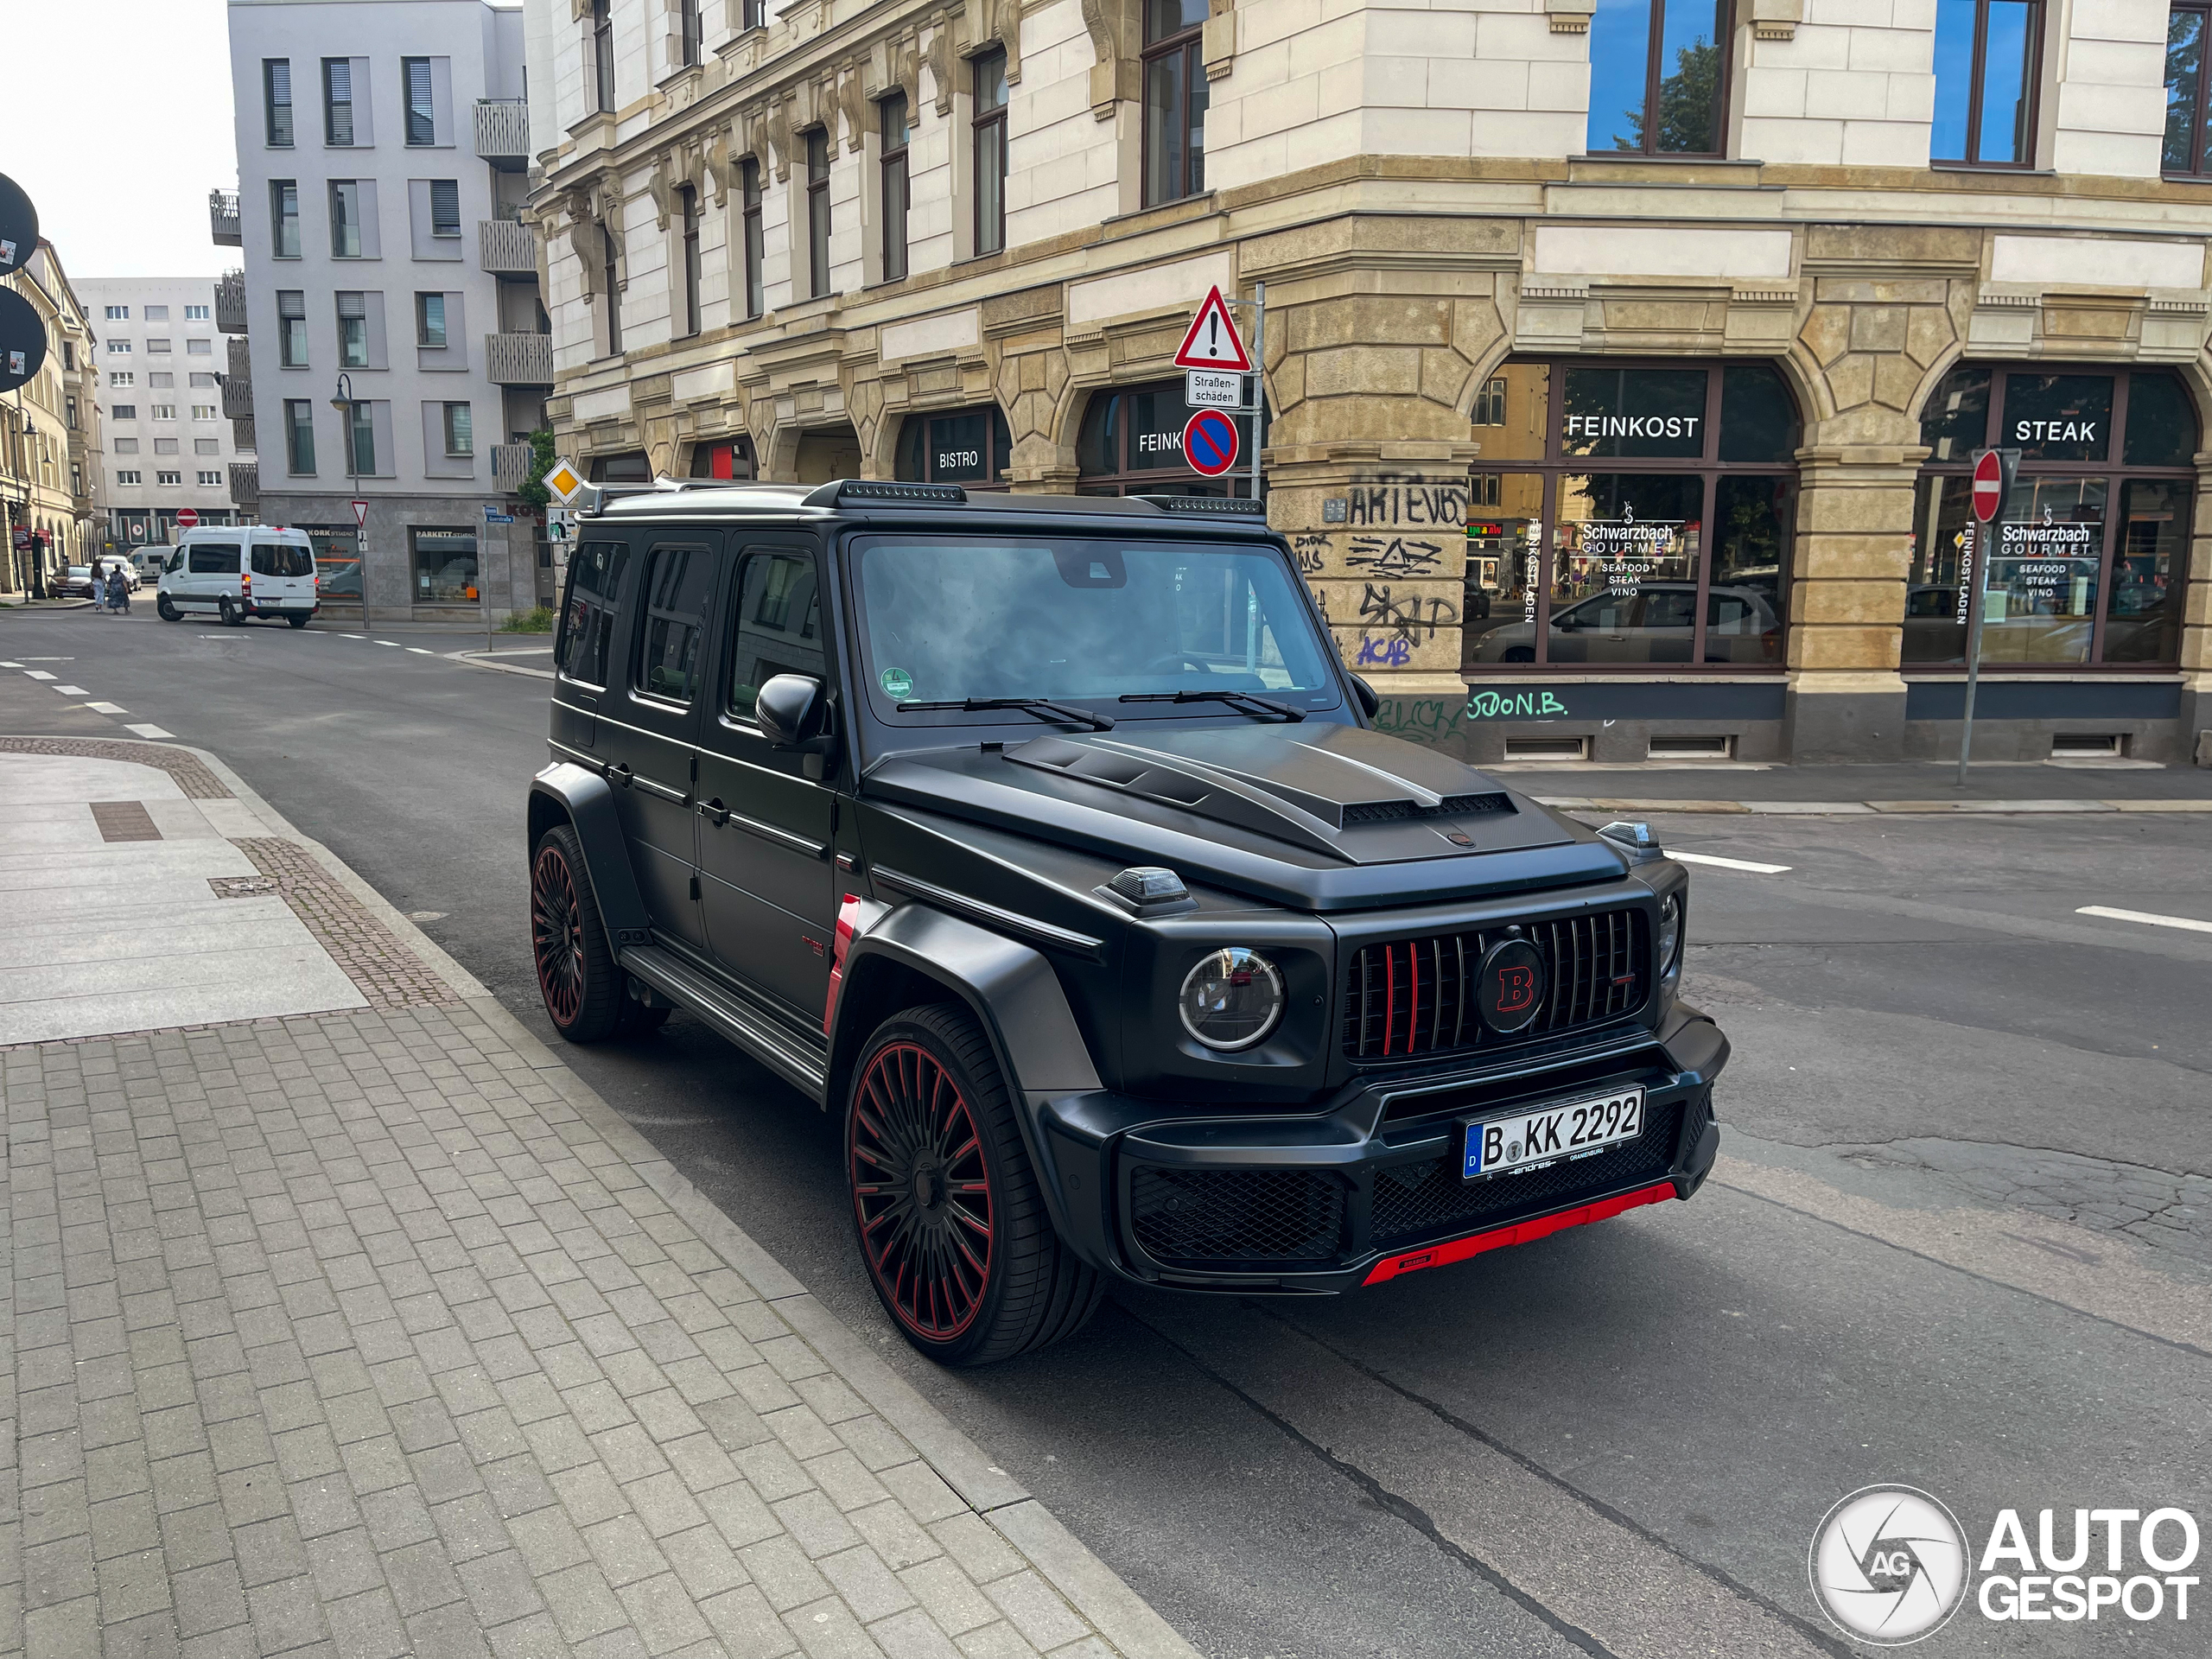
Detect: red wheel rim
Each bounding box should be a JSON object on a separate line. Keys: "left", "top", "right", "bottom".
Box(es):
{"left": 849, "top": 1042, "right": 993, "bottom": 1340}
{"left": 531, "top": 845, "right": 586, "bottom": 1025}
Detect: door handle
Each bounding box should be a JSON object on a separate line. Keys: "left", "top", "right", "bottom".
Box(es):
{"left": 700, "top": 797, "right": 731, "bottom": 827}
{"left": 609, "top": 762, "right": 632, "bottom": 788}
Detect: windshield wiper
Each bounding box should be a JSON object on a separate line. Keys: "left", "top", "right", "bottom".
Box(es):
{"left": 899, "top": 696, "right": 1116, "bottom": 732}
{"left": 1119, "top": 690, "right": 1306, "bottom": 722}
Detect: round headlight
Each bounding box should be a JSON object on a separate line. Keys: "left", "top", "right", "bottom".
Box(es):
{"left": 1658, "top": 893, "right": 1682, "bottom": 976}
{"left": 1178, "top": 949, "right": 1286, "bottom": 1051}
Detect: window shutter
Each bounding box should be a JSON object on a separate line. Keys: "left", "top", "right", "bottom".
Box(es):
{"left": 431, "top": 181, "right": 460, "bottom": 234}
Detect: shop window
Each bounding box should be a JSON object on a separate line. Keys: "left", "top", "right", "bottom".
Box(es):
{"left": 1587, "top": 0, "right": 1730, "bottom": 157}
{"left": 896, "top": 406, "right": 1014, "bottom": 489}
{"left": 689, "top": 437, "right": 757, "bottom": 480}
{"left": 1931, "top": 0, "right": 2042, "bottom": 167}
{"left": 1142, "top": 0, "right": 1208, "bottom": 205}
{"left": 1077, "top": 379, "right": 1262, "bottom": 498}
{"left": 2167, "top": 6, "right": 2212, "bottom": 175}
{"left": 1463, "top": 360, "right": 1797, "bottom": 671}
{"left": 1909, "top": 364, "right": 2196, "bottom": 666}
{"left": 411, "top": 526, "right": 480, "bottom": 604}
{"left": 590, "top": 451, "right": 652, "bottom": 482}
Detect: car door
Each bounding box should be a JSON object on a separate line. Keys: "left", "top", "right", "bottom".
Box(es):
{"left": 615, "top": 531, "right": 723, "bottom": 953}
{"left": 696, "top": 536, "right": 838, "bottom": 1020}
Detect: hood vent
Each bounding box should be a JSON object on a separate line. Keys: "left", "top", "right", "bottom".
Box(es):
{"left": 1343, "top": 793, "right": 1511, "bottom": 824}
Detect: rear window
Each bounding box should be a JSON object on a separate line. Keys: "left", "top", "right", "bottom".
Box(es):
{"left": 188, "top": 544, "right": 241, "bottom": 575}
{"left": 251, "top": 542, "right": 315, "bottom": 577}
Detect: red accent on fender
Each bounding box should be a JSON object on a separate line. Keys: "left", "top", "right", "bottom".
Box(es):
{"left": 823, "top": 892, "right": 861, "bottom": 1035}
{"left": 1361, "top": 1181, "right": 1679, "bottom": 1286}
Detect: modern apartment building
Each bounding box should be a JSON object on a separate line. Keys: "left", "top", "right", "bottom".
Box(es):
{"left": 2, "top": 240, "right": 102, "bottom": 599}
{"left": 74, "top": 278, "right": 252, "bottom": 550}
{"left": 523, "top": 0, "right": 2212, "bottom": 765}
{"left": 222, "top": 0, "right": 552, "bottom": 620}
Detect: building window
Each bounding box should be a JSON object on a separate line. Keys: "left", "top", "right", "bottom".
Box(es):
{"left": 601, "top": 222, "right": 623, "bottom": 353}
{"left": 742, "top": 0, "right": 766, "bottom": 28}
{"left": 1077, "top": 379, "right": 1262, "bottom": 499}
{"left": 147, "top": 339, "right": 172, "bottom": 354}
{"left": 107, "top": 340, "right": 130, "bottom": 355}
{"left": 1931, "top": 0, "right": 2042, "bottom": 166}
{"left": 895, "top": 406, "right": 1014, "bottom": 490}
{"left": 1142, "top": 0, "right": 1207, "bottom": 206}
{"left": 1460, "top": 360, "right": 1799, "bottom": 672}
{"left": 105, "top": 304, "right": 128, "bottom": 321}
{"left": 272, "top": 181, "right": 301, "bottom": 257}
{"left": 197, "top": 471, "right": 223, "bottom": 486}
{"left": 973, "top": 51, "right": 1008, "bottom": 255}
{"left": 346, "top": 402, "right": 378, "bottom": 474}
{"left": 1473, "top": 377, "right": 1508, "bottom": 426}
{"left": 151, "top": 405, "right": 177, "bottom": 421}
{"left": 741, "top": 158, "right": 764, "bottom": 318}
{"left": 880, "top": 94, "right": 910, "bottom": 283}
{"left": 1588, "top": 0, "right": 1728, "bottom": 156}
{"left": 114, "top": 439, "right": 139, "bottom": 453}
{"left": 191, "top": 404, "right": 218, "bottom": 421}
{"left": 592, "top": 0, "right": 614, "bottom": 114}
{"left": 2166, "top": 5, "right": 2212, "bottom": 175}
{"left": 264, "top": 59, "right": 294, "bottom": 146}
{"left": 416, "top": 291, "right": 448, "bottom": 347}
{"left": 429, "top": 180, "right": 461, "bottom": 237}
{"left": 196, "top": 439, "right": 219, "bottom": 454}
{"left": 157, "top": 470, "right": 183, "bottom": 487}
{"left": 412, "top": 526, "right": 480, "bottom": 603}
{"left": 330, "top": 181, "right": 364, "bottom": 257}
{"left": 337, "top": 293, "right": 368, "bottom": 367}
{"left": 111, "top": 404, "right": 137, "bottom": 421}
{"left": 186, "top": 304, "right": 209, "bottom": 321}
{"left": 110, "top": 372, "right": 133, "bottom": 387}
{"left": 285, "top": 400, "right": 316, "bottom": 474}
{"left": 806, "top": 129, "right": 832, "bottom": 299}
{"left": 677, "top": 184, "right": 701, "bottom": 336}
{"left": 191, "top": 372, "right": 217, "bottom": 388}
{"left": 323, "top": 57, "right": 355, "bottom": 145}
{"left": 155, "top": 371, "right": 176, "bottom": 388}
{"left": 145, "top": 306, "right": 169, "bottom": 322}
{"left": 404, "top": 56, "right": 435, "bottom": 144}
{"left": 1910, "top": 364, "right": 2195, "bottom": 666}
{"left": 442, "top": 403, "right": 474, "bottom": 455}
{"left": 67, "top": 397, "right": 79, "bottom": 429}
{"left": 680, "top": 0, "right": 702, "bottom": 67}
{"left": 188, "top": 339, "right": 212, "bottom": 356}
{"left": 115, "top": 471, "right": 143, "bottom": 486}
{"left": 278, "top": 291, "right": 308, "bottom": 366}
{"left": 688, "top": 436, "right": 757, "bottom": 479}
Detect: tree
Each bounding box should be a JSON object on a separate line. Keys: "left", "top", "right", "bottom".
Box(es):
{"left": 515, "top": 428, "right": 558, "bottom": 510}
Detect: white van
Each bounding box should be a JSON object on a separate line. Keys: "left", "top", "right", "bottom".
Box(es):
{"left": 156, "top": 527, "right": 321, "bottom": 627}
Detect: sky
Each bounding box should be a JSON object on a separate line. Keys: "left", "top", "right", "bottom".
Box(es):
{"left": 5, "top": 0, "right": 239, "bottom": 283}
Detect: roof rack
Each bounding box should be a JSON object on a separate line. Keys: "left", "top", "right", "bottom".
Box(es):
{"left": 575, "top": 476, "right": 724, "bottom": 514}
{"left": 802, "top": 479, "right": 967, "bottom": 508}
{"left": 1133, "top": 493, "right": 1267, "bottom": 517}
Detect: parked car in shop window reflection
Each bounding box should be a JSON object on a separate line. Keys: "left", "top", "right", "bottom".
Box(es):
{"left": 1464, "top": 582, "right": 1780, "bottom": 664}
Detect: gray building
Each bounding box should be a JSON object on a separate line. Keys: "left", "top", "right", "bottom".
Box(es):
{"left": 220, "top": 0, "right": 550, "bottom": 620}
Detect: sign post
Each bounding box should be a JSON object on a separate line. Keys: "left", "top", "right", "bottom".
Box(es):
{"left": 1173, "top": 285, "right": 1264, "bottom": 503}
{"left": 1957, "top": 447, "right": 2017, "bottom": 786}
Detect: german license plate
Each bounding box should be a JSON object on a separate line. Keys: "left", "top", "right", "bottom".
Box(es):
{"left": 1463, "top": 1087, "right": 1643, "bottom": 1180}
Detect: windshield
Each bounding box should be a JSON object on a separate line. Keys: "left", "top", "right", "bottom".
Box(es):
{"left": 852, "top": 535, "right": 1339, "bottom": 715}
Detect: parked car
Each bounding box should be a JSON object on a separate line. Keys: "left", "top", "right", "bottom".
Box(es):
{"left": 156, "top": 527, "right": 320, "bottom": 626}
{"left": 1466, "top": 581, "right": 1781, "bottom": 664}
{"left": 524, "top": 480, "right": 1728, "bottom": 1365}
{"left": 56, "top": 565, "right": 98, "bottom": 599}
{"left": 132, "top": 547, "right": 174, "bottom": 584}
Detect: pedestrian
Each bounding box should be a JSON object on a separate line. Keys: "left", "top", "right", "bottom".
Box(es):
{"left": 88, "top": 563, "right": 106, "bottom": 613}
{"left": 112, "top": 563, "right": 131, "bottom": 614}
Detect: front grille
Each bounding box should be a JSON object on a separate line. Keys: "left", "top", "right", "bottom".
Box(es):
{"left": 1128, "top": 1166, "right": 1347, "bottom": 1266}
{"left": 1370, "top": 1100, "right": 1684, "bottom": 1248}
{"left": 1343, "top": 906, "right": 1647, "bottom": 1060}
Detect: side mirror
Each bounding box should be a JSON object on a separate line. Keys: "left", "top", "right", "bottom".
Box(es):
{"left": 1348, "top": 673, "right": 1381, "bottom": 720}
{"left": 756, "top": 673, "right": 830, "bottom": 750}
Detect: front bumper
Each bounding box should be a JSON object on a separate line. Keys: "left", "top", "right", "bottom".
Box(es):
{"left": 1027, "top": 1003, "right": 1727, "bottom": 1294}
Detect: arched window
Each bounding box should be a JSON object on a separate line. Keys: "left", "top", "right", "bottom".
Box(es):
{"left": 895, "top": 407, "right": 1012, "bottom": 490}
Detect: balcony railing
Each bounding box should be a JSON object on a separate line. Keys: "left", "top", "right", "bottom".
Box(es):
{"left": 232, "top": 416, "right": 257, "bottom": 455}
{"left": 229, "top": 461, "right": 258, "bottom": 510}
{"left": 215, "top": 270, "right": 247, "bottom": 334}
{"left": 492, "top": 443, "right": 533, "bottom": 493}
{"left": 210, "top": 188, "right": 240, "bottom": 246}
{"left": 221, "top": 365, "right": 253, "bottom": 420}
{"left": 485, "top": 331, "right": 553, "bottom": 385}
{"left": 474, "top": 99, "right": 531, "bottom": 167}
{"left": 479, "top": 217, "right": 538, "bottom": 276}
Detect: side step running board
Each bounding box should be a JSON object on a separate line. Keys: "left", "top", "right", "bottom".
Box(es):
{"left": 619, "top": 944, "right": 830, "bottom": 1103}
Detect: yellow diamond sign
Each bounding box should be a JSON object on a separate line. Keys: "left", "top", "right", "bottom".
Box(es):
{"left": 541, "top": 457, "right": 588, "bottom": 505}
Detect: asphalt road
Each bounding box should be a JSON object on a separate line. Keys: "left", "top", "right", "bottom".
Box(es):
{"left": 8, "top": 606, "right": 2210, "bottom": 1658}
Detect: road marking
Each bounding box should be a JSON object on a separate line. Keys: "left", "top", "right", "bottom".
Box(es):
{"left": 54, "top": 684, "right": 89, "bottom": 696}
{"left": 340, "top": 632, "right": 367, "bottom": 639}
{"left": 0, "top": 661, "right": 18, "bottom": 668}
{"left": 124, "top": 724, "right": 175, "bottom": 740}
{"left": 375, "top": 639, "right": 404, "bottom": 647}
{"left": 86, "top": 702, "right": 128, "bottom": 715}
{"left": 2076, "top": 904, "right": 2212, "bottom": 936}
{"left": 22, "top": 670, "right": 56, "bottom": 681}
{"left": 1671, "top": 850, "right": 1791, "bottom": 874}
{"left": 406, "top": 647, "right": 435, "bottom": 655}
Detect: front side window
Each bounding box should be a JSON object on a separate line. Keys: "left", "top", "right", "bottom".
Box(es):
{"left": 973, "top": 51, "right": 1008, "bottom": 254}
{"left": 1588, "top": 0, "right": 1728, "bottom": 156}
{"left": 404, "top": 56, "right": 435, "bottom": 144}
{"left": 2166, "top": 4, "right": 2212, "bottom": 175}
{"left": 442, "top": 402, "right": 473, "bottom": 455}
{"left": 284, "top": 400, "right": 316, "bottom": 474}
{"left": 1910, "top": 364, "right": 2196, "bottom": 665}
{"left": 278, "top": 291, "right": 308, "bottom": 366}
{"left": 416, "top": 291, "right": 448, "bottom": 347}
{"left": 272, "top": 181, "right": 301, "bottom": 257}
{"left": 1142, "top": 0, "right": 1207, "bottom": 206}
{"left": 678, "top": 184, "right": 702, "bottom": 336}
{"left": 336, "top": 292, "right": 368, "bottom": 367}
{"left": 559, "top": 538, "right": 632, "bottom": 683}
{"left": 741, "top": 159, "right": 765, "bottom": 317}
{"left": 592, "top": 0, "right": 614, "bottom": 114}
{"left": 323, "top": 57, "right": 355, "bottom": 145}
{"left": 853, "top": 537, "right": 1338, "bottom": 715}
{"left": 881, "top": 94, "right": 910, "bottom": 283}
{"left": 806, "top": 130, "right": 832, "bottom": 298}
{"left": 634, "top": 545, "right": 717, "bottom": 702}
{"left": 331, "top": 181, "right": 362, "bottom": 257}
{"left": 727, "top": 550, "right": 824, "bottom": 721}
{"left": 1932, "top": 0, "right": 2042, "bottom": 165}
{"left": 264, "top": 59, "right": 294, "bottom": 146}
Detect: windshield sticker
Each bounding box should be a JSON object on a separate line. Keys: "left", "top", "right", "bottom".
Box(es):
{"left": 880, "top": 666, "right": 914, "bottom": 698}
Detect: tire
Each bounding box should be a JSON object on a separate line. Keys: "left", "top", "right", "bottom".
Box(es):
{"left": 157, "top": 594, "right": 179, "bottom": 622}
{"left": 530, "top": 824, "right": 624, "bottom": 1042}
{"left": 287, "top": 613, "right": 309, "bottom": 629}
{"left": 846, "top": 1005, "right": 1102, "bottom": 1366}
{"left": 1500, "top": 645, "right": 1535, "bottom": 664}
{"left": 218, "top": 595, "right": 240, "bottom": 626}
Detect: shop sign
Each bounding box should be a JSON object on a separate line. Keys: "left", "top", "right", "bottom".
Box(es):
{"left": 1568, "top": 505, "right": 1681, "bottom": 596}
{"left": 1561, "top": 414, "right": 1701, "bottom": 442}
{"left": 926, "top": 411, "right": 992, "bottom": 483}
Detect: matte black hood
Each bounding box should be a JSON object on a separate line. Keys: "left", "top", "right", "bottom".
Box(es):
{"left": 861, "top": 721, "right": 1630, "bottom": 911}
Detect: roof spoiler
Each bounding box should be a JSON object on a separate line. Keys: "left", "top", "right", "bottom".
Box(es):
{"left": 801, "top": 479, "right": 967, "bottom": 507}
{"left": 1132, "top": 493, "right": 1266, "bottom": 517}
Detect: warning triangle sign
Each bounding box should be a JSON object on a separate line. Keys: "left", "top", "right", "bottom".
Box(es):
{"left": 1173, "top": 285, "right": 1253, "bottom": 372}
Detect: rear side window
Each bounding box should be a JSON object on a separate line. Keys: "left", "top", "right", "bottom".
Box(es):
{"left": 251, "top": 542, "right": 315, "bottom": 576}
{"left": 558, "top": 538, "right": 632, "bottom": 685}
{"left": 634, "top": 544, "right": 716, "bottom": 704}
{"left": 188, "top": 544, "right": 241, "bottom": 575}
{"left": 727, "top": 550, "right": 823, "bottom": 722}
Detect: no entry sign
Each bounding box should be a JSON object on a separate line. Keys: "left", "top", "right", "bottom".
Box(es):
{"left": 175, "top": 508, "right": 200, "bottom": 530}
{"left": 1182, "top": 409, "right": 1239, "bottom": 477}
{"left": 1971, "top": 449, "right": 2004, "bottom": 522}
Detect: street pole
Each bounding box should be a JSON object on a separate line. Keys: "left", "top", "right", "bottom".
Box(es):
{"left": 1955, "top": 520, "right": 1987, "bottom": 788}
{"left": 1248, "top": 281, "right": 1264, "bottom": 508}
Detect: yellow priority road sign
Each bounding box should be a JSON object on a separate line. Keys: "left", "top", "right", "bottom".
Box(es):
{"left": 541, "top": 457, "right": 588, "bottom": 505}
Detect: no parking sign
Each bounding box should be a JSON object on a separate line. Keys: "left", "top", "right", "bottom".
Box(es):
{"left": 1181, "top": 409, "right": 1239, "bottom": 478}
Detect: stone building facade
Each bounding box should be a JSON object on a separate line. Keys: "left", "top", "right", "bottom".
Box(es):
{"left": 3, "top": 241, "right": 103, "bottom": 599}
{"left": 523, "top": 0, "right": 2212, "bottom": 765}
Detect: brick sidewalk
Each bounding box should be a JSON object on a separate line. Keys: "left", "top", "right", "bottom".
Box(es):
{"left": 0, "top": 740, "right": 1192, "bottom": 1659}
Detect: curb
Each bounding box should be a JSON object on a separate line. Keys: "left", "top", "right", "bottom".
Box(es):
{"left": 1539, "top": 794, "right": 2212, "bottom": 816}
{"left": 450, "top": 647, "right": 557, "bottom": 681}
{"left": 94, "top": 736, "right": 1203, "bottom": 1659}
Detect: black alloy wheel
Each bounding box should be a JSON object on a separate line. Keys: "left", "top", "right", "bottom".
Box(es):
{"left": 846, "top": 1006, "right": 1101, "bottom": 1365}
{"left": 530, "top": 824, "right": 622, "bottom": 1041}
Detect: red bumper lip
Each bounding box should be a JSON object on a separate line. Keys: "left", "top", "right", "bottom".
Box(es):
{"left": 1361, "top": 1179, "right": 1679, "bottom": 1285}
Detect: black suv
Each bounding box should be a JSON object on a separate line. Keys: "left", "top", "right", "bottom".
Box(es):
{"left": 527, "top": 480, "right": 1727, "bottom": 1365}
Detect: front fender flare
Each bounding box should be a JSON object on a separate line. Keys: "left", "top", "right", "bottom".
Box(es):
{"left": 529, "top": 762, "right": 652, "bottom": 944}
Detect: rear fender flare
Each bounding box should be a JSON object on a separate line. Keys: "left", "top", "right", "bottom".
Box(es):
{"left": 527, "top": 763, "right": 652, "bottom": 944}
